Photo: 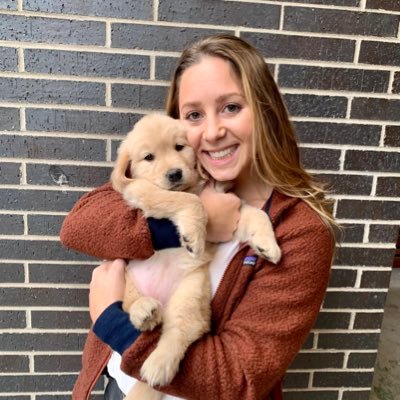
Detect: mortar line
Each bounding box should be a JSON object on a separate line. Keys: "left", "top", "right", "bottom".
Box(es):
{"left": 29, "top": 354, "right": 34, "bottom": 373}
{"left": 346, "top": 96, "right": 352, "bottom": 119}
{"left": 354, "top": 269, "right": 363, "bottom": 288}
{"left": 17, "top": 47, "right": 25, "bottom": 72}
{"left": 379, "top": 125, "right": 386, "bottom": 147}
{"left": 313, "top": 333, "right": 319, "bottom": 349}
{"left": 105, "top": 82, "right": 112, "bottom": 107}
{"left": 153, "top": 0, "right": 159, "bottom": 21}
{"left": 308, "top": 371, "right": 313, "bottom": 388}
{"left": 388, "top": 70, "right": 395, "bottom": 94}
{"left": 150, "top": 55, "right": 156, "bottom": 80}
{"left": 24, "top": 262, "right": 29, "bottom": 283}
{"left": 19, "top": 107, "right": 26, "bottom": 131}
{"left": 339, "top": 148, "right": 346, "bottom": 171}
{"left": 279, "top": 5, "right": 284, "bottom": 31}
{"left": 363, "top": 223, "right": 370, "bottom": 244}
{"left": 20, "top": 161, "right": 27, "bottom": 184}
{"left": 354, "top": 38, "right": 361, "bottom": 64}
{"left": 26, "top": 309, "right": 32, "bottom": 329}
{"left": 105, "top": 21, "right": 112, "bottom": 47}
{"left": 274, "top": 64, "right": 279, "bottom": 83}
{"left": 349, "top": 312, "right": 356, "bottom": 329}
{"left": 343, "top": 351, "right": 350, "bottom": 368}
{"left": 106, "top": 139, "right": 112, "bottom": 162}
{"left": 370, "top": 175, "right": 378, "bottom": 197}
{"left": 23, "top": 213, "right": 28, "bottom": 236}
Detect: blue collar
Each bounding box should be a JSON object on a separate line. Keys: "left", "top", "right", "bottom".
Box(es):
{"left": 264, "top": 192, "right": 273, "bottom": 215}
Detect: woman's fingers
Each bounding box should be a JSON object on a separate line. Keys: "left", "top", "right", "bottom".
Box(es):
{"left": 89, "top": 259, "right": 127, "bottom": 323}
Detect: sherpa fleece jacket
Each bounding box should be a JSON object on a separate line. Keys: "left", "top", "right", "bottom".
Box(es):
{"left": 60, "top": 183, "right": 334, "bottom": 400}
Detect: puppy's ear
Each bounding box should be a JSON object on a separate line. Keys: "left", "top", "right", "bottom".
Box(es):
{"left": 111, "top": 145, "right": 134, "bottom": 193}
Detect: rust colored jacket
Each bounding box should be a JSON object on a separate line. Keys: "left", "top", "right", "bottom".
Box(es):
{"left": 60, "top": 183, "right": 334, "bottom": 400}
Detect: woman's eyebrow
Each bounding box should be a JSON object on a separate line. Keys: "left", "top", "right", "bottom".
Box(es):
{"left": 180, "top": 93, "right": 244, "bottom": 110}
{"left": 180, "top": 101, "right": 201, "bottom": 110}
{"left": 216, "top": 92, "right": 244, "bottom": 103}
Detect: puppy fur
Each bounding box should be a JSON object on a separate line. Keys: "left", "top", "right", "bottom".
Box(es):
{"left": 110, "top": 114, "right": 281, "bottom": 400}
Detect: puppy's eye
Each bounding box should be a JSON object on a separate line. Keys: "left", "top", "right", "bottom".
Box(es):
{"left": 144, "top": 153, "right": 154, "bottom": 161}
{"left": 175, "top": 144, "right": 184, "bottom": 152}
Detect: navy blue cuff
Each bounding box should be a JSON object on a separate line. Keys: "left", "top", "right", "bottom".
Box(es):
{"left": 93, "top": 301, "right": 140, "bottom": 354}
{"left": 147, "top": 217, "right": 181, "bottom": 250}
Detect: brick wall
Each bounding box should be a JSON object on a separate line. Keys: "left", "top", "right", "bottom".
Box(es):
{"left": 0, "top": 1, "right": 399, "bottom": 399}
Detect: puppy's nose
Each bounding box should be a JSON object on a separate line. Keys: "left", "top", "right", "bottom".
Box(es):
{"left": 166, "top": 168, "right": 183, "bottom": 183}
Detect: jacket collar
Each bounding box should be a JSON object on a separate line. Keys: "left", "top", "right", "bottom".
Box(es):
{"left": 266, "top": 189, "right": 301, "bottom": 225}
{"left": 237, "top": 190, "right": 300, "bottom": 254}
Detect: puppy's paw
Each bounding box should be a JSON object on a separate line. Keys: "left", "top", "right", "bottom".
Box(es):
{"left": 140, "top": 348, "right": 180, "bottom": 387}
{"left": 250, "top": 240, "right": 282, "bottom": 264}
{"left": 179, "top": 228, "right": 206, "bottom": 258}
{"left": 236, "top": 205, "right": 281, "bottom": 264}
{"left": 248, "top": 227, "right": 281, "bottom": 264}
{"left": 129, "top": 297, "right": 162, "bottom": 331}
{"left": 175, "top": 204, "right": 207, "bottom": 258}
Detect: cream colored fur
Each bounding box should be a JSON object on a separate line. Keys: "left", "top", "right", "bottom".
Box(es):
{"left": 110, "top": 114, "right": 281, "bottom": 400}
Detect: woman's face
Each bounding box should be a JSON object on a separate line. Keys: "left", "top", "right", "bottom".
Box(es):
{"left": 178, "top": 56, "right": 254, "bottom": 183}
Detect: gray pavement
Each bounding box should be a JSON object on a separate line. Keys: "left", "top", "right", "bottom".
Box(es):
{"left": 370, "top": 269, "right": 400, "bottom": 400}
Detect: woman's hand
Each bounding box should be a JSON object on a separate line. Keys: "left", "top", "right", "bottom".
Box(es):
{"left": 199, "top": 182, "right": 241, "bottom": 243}
{"left": 89, "top": 259, "right": 126, "bottom": 323}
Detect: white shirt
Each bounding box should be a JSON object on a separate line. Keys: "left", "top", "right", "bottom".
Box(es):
{"left": 108, "top": 239, "right": 240, "bottom": 398}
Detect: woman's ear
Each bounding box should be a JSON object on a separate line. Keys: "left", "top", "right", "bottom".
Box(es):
{"left": 111, "top": 145, "right": 134, "bottom": 193}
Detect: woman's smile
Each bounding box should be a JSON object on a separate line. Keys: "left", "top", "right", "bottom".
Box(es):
{"left": 204, "top": 144, "right": 239, "bottom": 163}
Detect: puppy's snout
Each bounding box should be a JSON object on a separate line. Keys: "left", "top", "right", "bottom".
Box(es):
{"left": 166, "top": 168, "right": 183, "bottom": 183}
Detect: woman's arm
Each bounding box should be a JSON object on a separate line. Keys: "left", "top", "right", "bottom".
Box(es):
{"left": 59, "top": 183, "right": 180, "bottom": 260}
{"left": 60, "top": 182, "right": 241, "bottom": 260}
{"left": 119, "top": 208, "right": 334, "bottom": 400}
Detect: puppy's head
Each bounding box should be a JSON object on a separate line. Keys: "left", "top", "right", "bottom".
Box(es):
{"left": 111, "top": 114, "right": 200, "bottom": 193}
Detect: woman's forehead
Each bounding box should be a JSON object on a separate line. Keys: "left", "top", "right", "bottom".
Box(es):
{"left": 178, "top": 57, "right": 243, "bottom": 107}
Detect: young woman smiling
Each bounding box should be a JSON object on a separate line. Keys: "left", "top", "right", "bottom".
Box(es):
{"left": 61, "top": 34, "right": 336, "bottom": 400}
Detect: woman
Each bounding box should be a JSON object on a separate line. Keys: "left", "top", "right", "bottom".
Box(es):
{"left": 60, "top": 34, "right": 336, "bottom": 400}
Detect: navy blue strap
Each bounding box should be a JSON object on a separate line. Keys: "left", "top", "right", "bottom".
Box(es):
{"left": 264, "top": 192, "right": 273, "bottom": 215}
{"left": 93, "top": 301, "right": 140, "bottom": 354}
{"left": 147, "top": 217, "right": 180, "bottom": 250}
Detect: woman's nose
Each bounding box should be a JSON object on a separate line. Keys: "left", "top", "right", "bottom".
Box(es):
{"left": 204, "top": 120, "right": 226, "bottom": 142}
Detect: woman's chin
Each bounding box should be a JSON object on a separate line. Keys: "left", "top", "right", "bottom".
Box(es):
{"left": 207, "top": 170, "right": 237, "bottom": 183}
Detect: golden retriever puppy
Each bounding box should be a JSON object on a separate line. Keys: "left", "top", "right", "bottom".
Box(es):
{"left": 111, "top": 114, "right": 281, "bottom": 400}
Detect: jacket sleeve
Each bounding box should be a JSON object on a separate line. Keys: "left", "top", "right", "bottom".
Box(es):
{"left": 119, "top": 210, "right": 334, "bottom": 400}
{"left": 60, "top": 182, "right": 180, "bottom": 260}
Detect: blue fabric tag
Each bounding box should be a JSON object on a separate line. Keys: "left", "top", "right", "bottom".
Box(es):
{"left": 243, "top": 255, "right": 257, "bottom": 267}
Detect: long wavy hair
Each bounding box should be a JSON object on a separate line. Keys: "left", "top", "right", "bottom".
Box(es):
{"left": 166, "top": 34, "right": 337, "bottom": 233}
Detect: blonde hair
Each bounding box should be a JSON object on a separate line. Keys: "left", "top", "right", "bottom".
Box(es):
{"left": 166, "top": 34, "right": 337, "bottom": 233}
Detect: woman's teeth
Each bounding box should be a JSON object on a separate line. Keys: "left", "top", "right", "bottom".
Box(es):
{"left": 208, "top": 146, "right": 236, "bottom": 160}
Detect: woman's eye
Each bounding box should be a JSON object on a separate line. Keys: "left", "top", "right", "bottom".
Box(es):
{"left": 224, "top": 103, "right": 241, "bottom": 113}
{"left": 175, "top": 144, "right": 184, "bottom": 152}
{"left": 144, "top": 153, "right": 154, "bottom": 161}
{"left": 186, "top": 111, "right": 201, "bottom": 121}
